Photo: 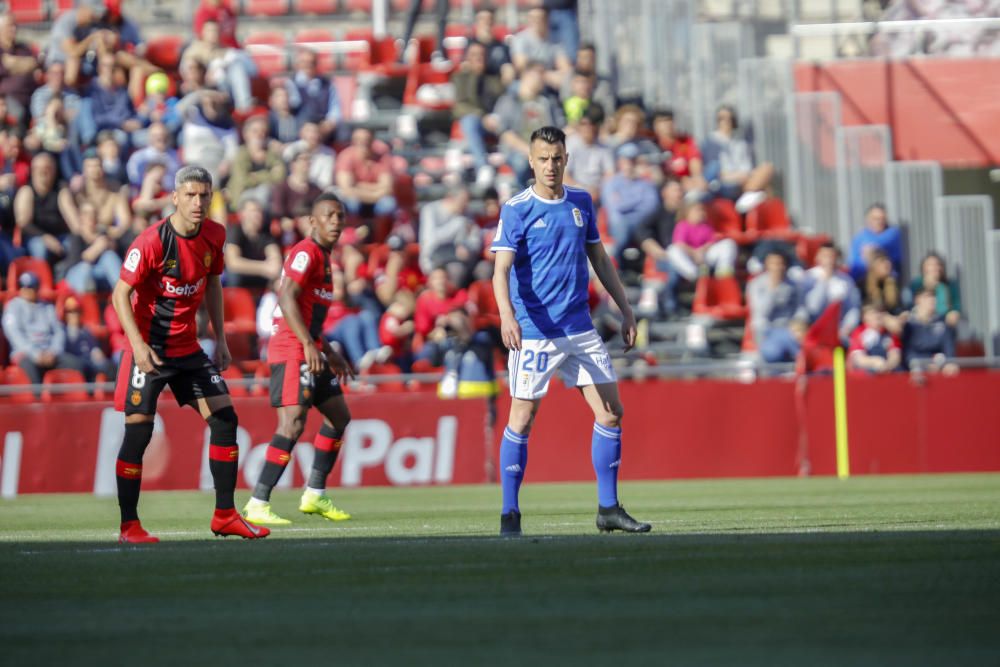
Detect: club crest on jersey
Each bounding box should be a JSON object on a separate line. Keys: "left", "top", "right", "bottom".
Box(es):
{"left": 291, "top": 251, "right": 310, "bottom": 272}
{"left": 130, "top": 390, "right": 142, "bottom": 406}
{"left": 124, "top": 248, "right": 141, "bottom": 272}
{"left": 203, "top": 251, "right": 212, "bottom": 268}
{"left": 163, "top": 258, "right": 177, "bottom": 271}
{"left": 572, "top": 208, "right": 584, "bottom": 227}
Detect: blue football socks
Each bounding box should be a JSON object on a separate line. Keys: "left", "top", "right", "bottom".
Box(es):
{"left": 500, "top": 426, "right": 529, "bottom": 514}
{"left": 592, "top": 423, "right": 622, "bottom": 507}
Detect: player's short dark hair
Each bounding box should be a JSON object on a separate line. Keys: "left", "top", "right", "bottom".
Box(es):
{"left": 174, "top": 165, "right": 212, "bottom": 189}
{"left": 530, "top": 125, "right": 566, "bottom": 147}
{"left": 577, "top": 42, "right": 596, "bottom": 54}
{"left": 312, "top": 191, "right": 344, "bottom": 212}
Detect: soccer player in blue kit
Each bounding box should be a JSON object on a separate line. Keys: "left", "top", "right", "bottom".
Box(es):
{"left": 491, "top": 126, "right": 652, "bottom": 536}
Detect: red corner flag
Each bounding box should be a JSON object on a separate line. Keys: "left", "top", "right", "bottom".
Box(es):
{"left": 796, "top": 302, "right": 843, "bottom": 374}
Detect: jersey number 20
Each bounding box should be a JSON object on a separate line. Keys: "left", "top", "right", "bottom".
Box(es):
{"left": 522, "top": 350, "right": 549, "bottom": 373}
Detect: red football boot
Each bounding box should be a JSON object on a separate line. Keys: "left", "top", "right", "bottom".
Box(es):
{"left": 210, "top": 509, "right": 270, "bottom": 539}
{"left": 119, "top": 520, "right": 160, "bottom": 544}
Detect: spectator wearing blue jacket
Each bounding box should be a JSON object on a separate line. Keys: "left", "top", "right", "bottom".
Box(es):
{"left": 600, "top": 142, "right": 660, "bottom": 265}
{"left": 1, "top": 272, "right": 85, "bottom": 394}
{"left": 848, "top": 203, "right": 902, "bottom": 282}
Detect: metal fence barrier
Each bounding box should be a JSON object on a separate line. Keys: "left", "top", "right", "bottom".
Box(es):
{"left": 887, "top": 161, "right": 944, "bottom": 282}
{"left": 836, "top": 124, "right": 892, "bottom": 245}
{"left": 936, "top": 195, "right": 996, "bottom": 353}
{"left": 793, "top": 91, "right": 841, "bottom": 237}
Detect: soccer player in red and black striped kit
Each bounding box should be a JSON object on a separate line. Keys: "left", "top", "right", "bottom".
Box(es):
{"left": 112, "top": 165, "right": 268, "bottom": 543}
{"left": 243, "top": 193, "right": 355, "bottom": 526}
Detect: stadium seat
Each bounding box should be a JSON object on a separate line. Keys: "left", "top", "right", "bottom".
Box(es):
{"left": 443, "top": 24, "right": 471, "bottom": 62}
{"left": 9, "top": 0, "right": 46, "bottom": 23}
{"left": 51, "top": 0, "right": 75, "bottom": 17}
{"left": 222, "top": 367, "right": 249, "bottom": 397}
{"left": 706, "top": 199, "right": 748, "bottom": 243}
{"left": 1, "top": 365, "right": 35, "bottom": 403}
{"left": 342, "top": 29, "right": 407, "bottom": 76}
{"left": 144, "top": 35, "right": 186, "bottom": 71}
{"left": 361, "top": 362, "right": 406, "bottom": 392}
{"left": 796, "top": 234, "right": 833, "bottom": 267}
{"left": 41, "top": 369, "right": 89, "bottom": 402}
{"left": 294, "top": 28, "right": 337, "bottom": 75}
{"left": 244, "top": 31, "right": 290, "bottom": 78}
{"left": 692, "top": 276, "right": 748, "bottom": 321}
{"left": 403, "top": 62, "right": 455, "bottom": 111}
{"left": 294, "top": 0, "right": 338, "bottom": 14}
{"left": 56, "top": 292, "right": 107, "bottom": 340}
{"left": 744, "top": 198, "right": 797, "bottom": 242}
{"left": 6, "top": 257, "right": 55, "bottom": 299}
{"left": 343, "top": 0, "right": 372, "bottom": 11}
{"left": 241, "top": 0, "right": 290, "bottom": 16}
{"left": 223, "top": 287, "right": 257, "bottom": 334}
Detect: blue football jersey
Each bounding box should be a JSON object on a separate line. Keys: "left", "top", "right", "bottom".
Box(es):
{"left": 490, "top": 185, "right": 601, "bottom": 340}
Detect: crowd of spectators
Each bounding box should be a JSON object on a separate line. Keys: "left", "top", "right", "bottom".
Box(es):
{"left": 0, "top": 0, "right": 975, "bottom": 396}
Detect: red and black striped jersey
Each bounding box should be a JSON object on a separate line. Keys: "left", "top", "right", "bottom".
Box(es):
{"left": 119, "top": 217, "right": 226, "bottom": 358}
{"left": 268, "top": 237, "right": 334, "bottom": 363}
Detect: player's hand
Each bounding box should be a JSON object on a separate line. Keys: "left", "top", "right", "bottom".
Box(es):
{"left": 304, "top": 344, "right": 323, "bottom": 375}
{"left": 500, "top": 314, "right": 521, "bottom": 351}
{"left": 621, "top": 310, "right": 637, "bottom": 352}
{"left": 214, "top": 341, "right": 231, "bottom": 372}
{"left": 326, "top": 350, "right": 356, "bottom": 384}
{"left": 133, "top": 342, "right": 164, "bottom": 374}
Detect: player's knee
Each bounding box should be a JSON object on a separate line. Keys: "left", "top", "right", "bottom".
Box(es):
{"left": 206, "top": 406, "right": 239, "bottom": 445}
{"left": 279, "top": 414, "right": 307, "bottom": 442}
{"left": 598, "top": 405, "right": 623, "bottom": 429}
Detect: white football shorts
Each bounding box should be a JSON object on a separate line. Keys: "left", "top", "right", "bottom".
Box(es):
{"left": 508, "top": 329, "right": 617, "bottom": 400}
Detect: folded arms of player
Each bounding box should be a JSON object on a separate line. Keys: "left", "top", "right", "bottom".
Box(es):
{"left": 112, "top": 279, "right": 164, "bottom": 374}
{"left": 586, "top": 242, "right": 637, "bottom": 352}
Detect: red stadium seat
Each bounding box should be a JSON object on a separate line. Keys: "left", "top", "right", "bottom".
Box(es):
{"left": 403, "top": 61, "right": 455, "bottom": 110}
{"left": 56, "top": 292, "right": 108, "bottom": 341}
{"left": 244, "top": 31, "right": 289, "bottom": 78}
{"left": 796, "top": 234, "right": 833, "bottom": 267}
{"left": 706, "top": 199, "right": 747, "bottom": 242}
{"left": 145, "top": 35, "right": 186, "bottom": 70}
{"left": 294, "top": 0, "right": 338, "bottom": 14}
{"left": 361, "top": 362, "right": 406, "bottom": 392}
{"left": 294, "top": 28, "right": 337, "bottom": 75}
{"left": 9, "top": 0, "right": 46, "bottom": 23}
{"left": 692, "top": 276, "right": 748, "bottom": 321}
{"left": 223, "top": 287, "right": 257, "bottom": 334}
{"left": 223, "top": 367, "right": 249, "bottom": 397}
{"left": 1, "top": 365, "right": 35, "bottom": 403}
{"left": 41, "top": 369, "right": 89, "bottom": 402}
{"left": 443, "top": 24, "right": 470, "bottom": 62}
{"left": 241, "top": 0, "right": 290, "bottom": 16}
{"left": 745, "top": 198, "right": 797, "bottom": 242}
{"left": 6, "top": 257, "right": 55, "bottom": 299}
{"left": 52, "top": 0, "right": 75, "bottom": 17}
{"left": 343, "top": 0, "right": 371, "bottom": 11}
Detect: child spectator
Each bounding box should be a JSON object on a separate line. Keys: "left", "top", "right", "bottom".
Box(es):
{"left": 902, "top": 290, "right": 958, "bottom": 374}
{"left": 848, "top": 305, "right": 901, "bottom": 374}
{"left": 666, "top": 200, "right": 738, "bottom": 282}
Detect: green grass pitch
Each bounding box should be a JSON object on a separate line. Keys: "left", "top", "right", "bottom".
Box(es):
{"left": 2, "top": 474, "right": 999, "bottom": 665}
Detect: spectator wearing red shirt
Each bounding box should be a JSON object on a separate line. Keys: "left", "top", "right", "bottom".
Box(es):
{"left": 194, "top": 0, "right": 240, "bottom": 49}
{"left": 848, "top": 305, "right": 901, "bottom": 374}
{"left": 414, "top": 267, "right": 469, "bottom": 364}
{"left": 335, "top": 127, "right": 397, "bottom": 238}
{"left": 378, "top": 289, "right": 416, "bottom": 370}
{"left": 652, "top": 109, "right": 706, "bottom": 194}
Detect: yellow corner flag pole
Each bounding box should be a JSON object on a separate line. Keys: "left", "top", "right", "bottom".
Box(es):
{"left": 832, "top": 346, "right": 850, "bottom": 479}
